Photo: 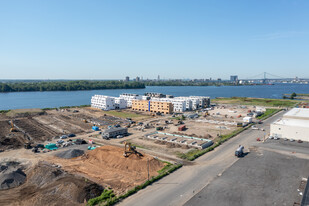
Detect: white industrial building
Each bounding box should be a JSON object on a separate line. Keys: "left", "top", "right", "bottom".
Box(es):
{"left": 270, "top": 108, "right": 309, "bottom": 142}
{"left": 114, "top": 98, "right": 127, "bottom": 109}
{"left": 173, "top": 96, "right": 210, "bottom": 110}
{"left": 151, "top": 97, "right": 186, "bottom": 112}
{"left": 170, "top": 99, "right": 186, "bottom": 112}
{"left": 174, "top": 97, "right": 193, "bottom": 110}
{"left": 91, "top": 93, "right": 210, "bottom": 113}
{"left": 91, "top": 95, "right": 116, "bottom": 110}
{"left": 190, "top": 96, "right": 211, "bottom": 108}
{"left": 119, "top": 93, "right": 142, "bottom": 107}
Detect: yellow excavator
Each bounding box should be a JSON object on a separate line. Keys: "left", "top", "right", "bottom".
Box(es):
{"left": 10, "top": 120, "right": 18, "bottom": 132}
{"left": 123, "top": 141, "right": 143, "bottom": 157}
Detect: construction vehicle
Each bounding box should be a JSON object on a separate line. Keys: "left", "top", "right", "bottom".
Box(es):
{"left": 24, "top": 142, "right": 32, "bottom": 149}
{"left": 235, "top": 145, "right": 244, "bottom": 157}
{"left": 123, "top": 141, "right": 143, "bottom": 157}
{"left": 10, "top": 120, "right": 18, "bottom": 132}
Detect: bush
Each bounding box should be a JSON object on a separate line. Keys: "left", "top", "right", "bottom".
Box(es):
{"left": 256, "top": 108, "right": 281, "bottom": 120}
{"left": 87, "top": 189, "right": 116, "bottom": 206}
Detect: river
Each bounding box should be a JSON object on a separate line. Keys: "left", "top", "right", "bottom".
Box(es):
{"left": 0, "top": 84, "right": 308, "bottom": 110}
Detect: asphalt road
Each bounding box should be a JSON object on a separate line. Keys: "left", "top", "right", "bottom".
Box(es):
{"left": 118, "top": 111, "right": 287, "bottom": 206}
{"left": 184, "top": 149, "right": 309, "bottom": 206}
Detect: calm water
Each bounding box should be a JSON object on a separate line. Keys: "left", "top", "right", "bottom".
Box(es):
{"left": 0, "top": 84, "right": 309, "bottom": 110}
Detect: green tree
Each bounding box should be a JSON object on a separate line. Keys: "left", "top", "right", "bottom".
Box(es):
{"left": 290, "top": 92, "right": 297, "bottom": 99}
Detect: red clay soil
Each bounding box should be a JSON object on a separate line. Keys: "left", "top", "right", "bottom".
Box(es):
{"left": 50, "top": 145, "right": 165, "bottom": 194}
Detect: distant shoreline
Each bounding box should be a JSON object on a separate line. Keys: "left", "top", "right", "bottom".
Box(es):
{"left": 0, "top": 80, "right": 145, "bottom": 93}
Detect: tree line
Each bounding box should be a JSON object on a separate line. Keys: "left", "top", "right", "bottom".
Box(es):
{"left": 144, "top": 80, "right": 235, "bottom": 86}
{"left": 0, "top": 80, "right": 145, "bottom": 92}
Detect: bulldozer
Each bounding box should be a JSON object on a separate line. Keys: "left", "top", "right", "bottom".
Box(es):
{"left": 10, "top": 120, "right": 18, "bottom": 132}
{"left": 123, "top": 141, "right": 143, "bottom": 157}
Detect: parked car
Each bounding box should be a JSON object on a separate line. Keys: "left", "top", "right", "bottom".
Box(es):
{"left": 60, "top": 135, "right": 68, "bottom": 139}
{"left": 68, "top": 133, "right": 76, "bottom": 137}
{"left": 290, "top": 138, "right": 295, "bottom": 142}
{"left": 116, "top": 135, "right": 123, "bottom": 139}
{"left": 251, "top": 125, "right": 258, "bottom": 130}
{"left": 57, "top": 140, "right": 64, "bottom": 144}
{"left": 298, "top": 139, "right": 303, "bottom": 143}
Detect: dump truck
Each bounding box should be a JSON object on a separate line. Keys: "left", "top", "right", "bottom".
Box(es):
{"left": 235, "top": 145, "right": 244, "bottom": 157}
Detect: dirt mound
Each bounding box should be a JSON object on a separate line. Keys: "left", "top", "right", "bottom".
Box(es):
{"left": 0, "top": 161, "right": 104, "bottom": 206}
{"left": 0, "top": 134, "right": 24, "bottom": 150}
{"left": 0, "top": 162, "right": 26, "bottom": 190}
{"left": 55, "top": 149, "right": 85, "bottom": 159}
{"left": 51, "top": 145, "right": 165, "bottom": 194}
{"left": 0, "top": 121, "right": 25, "bottom": 150}
{"left": 85, "top": 146, "right": 163, "bottom": 173}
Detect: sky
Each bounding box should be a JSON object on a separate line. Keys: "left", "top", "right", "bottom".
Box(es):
{"left": 0, "top": 0, "right": 308, "bottom": 80}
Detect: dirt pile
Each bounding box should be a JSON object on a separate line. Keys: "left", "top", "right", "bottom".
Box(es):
{"left": 0, "top": 162, "right": 26, "bottom": 190}
{"left": 55, "top": 149, "right": 85, "bottom": 159}
{"left": 0, "top": 134, "right": 24, "bottom": 150}
{"left": 51, "top": 145, "right": 165, "bottom": 194}
{"left": 0, "top": 161, "right": 104, "bottom": 206}
{"left": 0, "top": 121, "right": 25, "bottom": 150}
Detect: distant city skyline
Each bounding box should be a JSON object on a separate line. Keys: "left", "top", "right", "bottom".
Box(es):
{"left": 1, "top": 0, "right": 309, "bottom": 79}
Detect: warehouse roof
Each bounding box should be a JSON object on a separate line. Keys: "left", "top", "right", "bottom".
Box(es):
{"left": 273, "top": 118, "right": 309, "bottom": 128}
{"left": 284, "top": 108, "right": 309, "bottom": 120}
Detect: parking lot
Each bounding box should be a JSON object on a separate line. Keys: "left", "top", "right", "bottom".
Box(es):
{"left": 185, "top": 147, "right": 309, "bottom": 206}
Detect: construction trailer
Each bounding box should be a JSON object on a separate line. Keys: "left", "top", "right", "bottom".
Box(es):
{"left": 102, "top": 127, "right": 128, "bottom": 139}
{"left": 243, "top": 117, "right": 252, "bottom": 123}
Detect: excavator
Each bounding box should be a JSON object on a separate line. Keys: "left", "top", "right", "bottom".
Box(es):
{"left": 10, "top": 120, "right": 18, "bottom": 132}
{"left": 123, "top": 141, "right": 143, "bottom": 157}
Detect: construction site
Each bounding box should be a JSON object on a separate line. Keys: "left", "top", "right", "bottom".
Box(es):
{"left": 0, "top": 104, "right": 266, "bottom": 205}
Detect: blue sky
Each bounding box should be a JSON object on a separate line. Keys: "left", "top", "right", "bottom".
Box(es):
{"left": 0, "top": 0, "right": 308, "bottom": 80}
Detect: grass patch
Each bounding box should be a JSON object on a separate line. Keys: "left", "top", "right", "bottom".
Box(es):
{"left": 0, "top": 110, "right": 10, "bottom": 114}
{"left": 6, "top": 108, "right": 44, "bottom": 117}
{"left": 130, "top": 143, "right": 147, "bottom": 150}
{"left": 256, "top": 108, "right": 282, "bottom": 120}
{"left": 177, "top": 124, "right": 253, "bottom": 161}
{"left": 87, "top": 189, "right": 116, "bottom": 206}
{"left": 42, "top": 105, "right": 90, "bottom": 111}
{"left": 87, "top": 163, "right": 182, "bottom": 206}
{"left": 213, "top": 97, "right": 298, "bottom": 107}
{"left": 157, "top": 161, "right": 172, "bottom": 174}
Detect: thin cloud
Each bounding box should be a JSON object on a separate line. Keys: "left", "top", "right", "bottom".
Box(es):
{"left": 252, "top": 31, "right": 308, "bottom": 40}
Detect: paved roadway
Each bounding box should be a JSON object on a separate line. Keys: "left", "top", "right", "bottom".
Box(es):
{"left": 119, "top": 111, "right": 286, "bottom": 206}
